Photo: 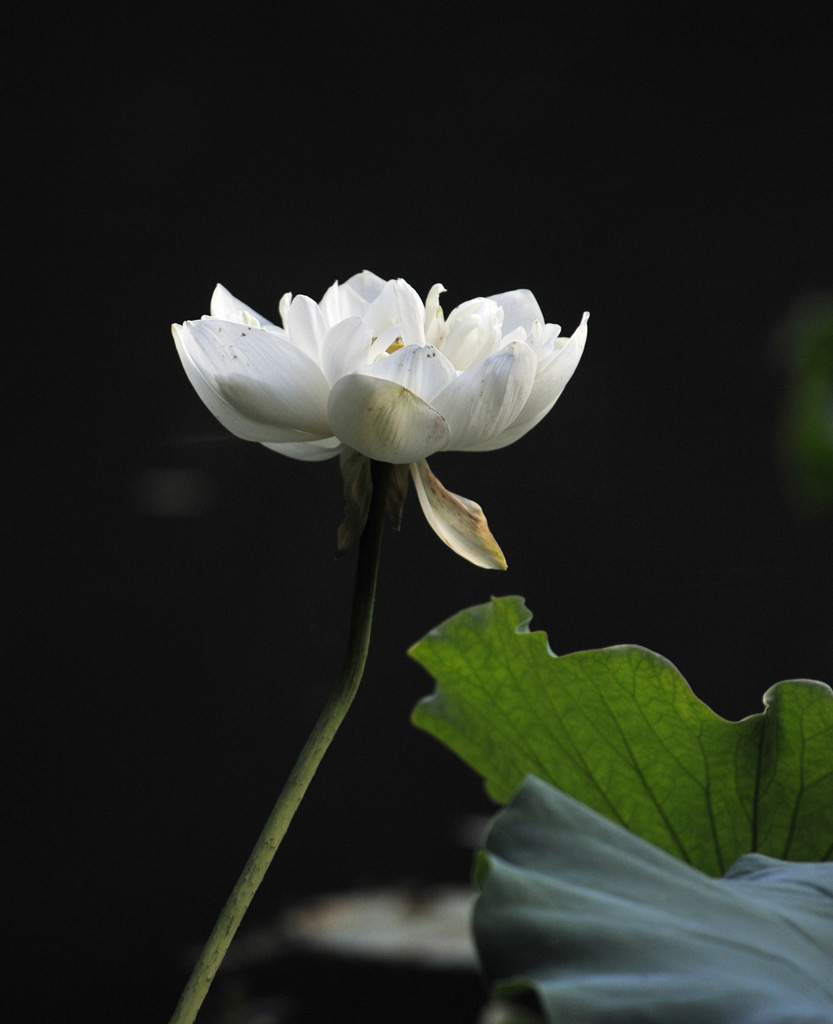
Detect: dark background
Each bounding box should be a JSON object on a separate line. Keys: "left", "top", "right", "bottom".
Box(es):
{"left": 9, "top": 3, "right": 832, "bottom": 1023}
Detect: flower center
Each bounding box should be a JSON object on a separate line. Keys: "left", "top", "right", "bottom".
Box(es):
{"left": 385, "top": 337, "right": 405, "bottom": 355}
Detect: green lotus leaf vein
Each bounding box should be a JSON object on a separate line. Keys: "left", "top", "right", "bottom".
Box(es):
{"left": 410, "top": 596, "right": 833, "bottom": 875}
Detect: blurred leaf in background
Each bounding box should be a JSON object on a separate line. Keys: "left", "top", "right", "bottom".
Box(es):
{"left": 774, "top": 293, "right": 833, "bottom": 515}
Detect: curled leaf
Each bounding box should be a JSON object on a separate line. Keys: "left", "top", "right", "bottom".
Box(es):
{"left": 476, "top": 776, "right": 833, "bottom": 1024}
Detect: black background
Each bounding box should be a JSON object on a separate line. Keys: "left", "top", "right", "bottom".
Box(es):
{"left": 9, "top": 3, "right": 832, "bottom": 1023}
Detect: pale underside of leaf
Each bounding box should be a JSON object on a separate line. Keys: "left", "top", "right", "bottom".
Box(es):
{"left": 475, "top": 776, "right": 833, "bottom": 1024}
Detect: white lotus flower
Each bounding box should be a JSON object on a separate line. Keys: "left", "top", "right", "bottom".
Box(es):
{"left": 173, "top": 270, "right": 587, "bottom": 569}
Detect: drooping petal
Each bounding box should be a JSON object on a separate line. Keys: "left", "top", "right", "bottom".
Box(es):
{"left": 410, "top": 460, "right": 507, "bottom": 570}
{"left": 431, "top": 340, "right": 537, "bottom": 451}
{"left": 174, "top": 319, "right": 332, "bottom": 442}
{"left": 210, "top": 284, "right": 276, "bottom": 326}
{"left": 487, "top": 288, "right": 545, "bottom": 334}
{"left": 319, "top": 317, "right": 374, "bottom": 385}
{"left": 261, "top": 437, "right": 344, "bottom": 461}
{"left": 357, "top": 344, "right": 457, "bottom": 402}
{"left": 464, "top": 312, "right": 588, "bottom": 452}
{"left": 327, "top": 374, "right": 450, "bottom": 464}
{"left": 337, "top": 449, "right": 372, "bottom": 555}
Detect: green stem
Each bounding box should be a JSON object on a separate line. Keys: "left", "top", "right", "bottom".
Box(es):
{"left": 169, "top": 460, "right": 391, "bottom": 1024}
